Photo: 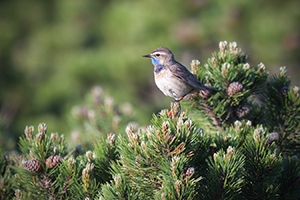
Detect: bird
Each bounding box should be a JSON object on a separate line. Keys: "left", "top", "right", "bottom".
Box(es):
{"left": 143, "top": 46, "right": 219, "bottom": 103}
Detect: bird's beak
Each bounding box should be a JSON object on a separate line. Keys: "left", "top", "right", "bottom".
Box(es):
{"left": 142, "top": 54, "right": 151, "bottom": 58}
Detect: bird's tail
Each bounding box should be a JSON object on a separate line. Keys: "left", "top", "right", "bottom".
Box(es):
{"left": 202, "top": 84, "right": 221, "bottom": 92}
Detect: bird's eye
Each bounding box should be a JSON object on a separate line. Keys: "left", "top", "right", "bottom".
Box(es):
{"left": 156, "top": 53, "right": 160, "bottom": 57}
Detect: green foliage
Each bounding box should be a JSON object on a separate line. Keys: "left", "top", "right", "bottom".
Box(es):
{"left": 203, "top": 148, "right": 244, "bottom": 199}
{"left": 184, "top": 41, "right": 300, "bottom": 158}
{"left": 0, "top": 150, "right": 13, "bottom": 200}
{"left": 190, "top": 41, "right": 269, "bottom": 128}
{"left": 1, "top": 123, "right": 120, "bottom": 199}
{"left": 99, "top": 109, "right": 210, "bottom": 199}
{"left": 278, "top": 156, "right": 300, "bottom": 199}
{"left": 69, "top": 86, "right": 136, "bottom": 149}
{"left": 242, "top": 126, "right": 282, "bottom": 199}
{"left": 93, "top": 134, "right": 118, "bottom": 184}
{"left": 1, "top": 41, "right": 300, "bottom": 199}
{"left": 261, "top": 69, "right": 300, "bottom": 156}
{"left": 19, "top": 124, "right": 67, "bottom": 161}
{"left": 1, "top": 0, "right": 300, "bottom": 152}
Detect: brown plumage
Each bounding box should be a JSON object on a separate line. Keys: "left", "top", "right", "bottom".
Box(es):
{"left": 143, "top": 46, "right": 219, "bottom": 101}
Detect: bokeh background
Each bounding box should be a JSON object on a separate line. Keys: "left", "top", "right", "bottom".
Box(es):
{"left": 1, "top": 0, "right": 300, "bottom": 151}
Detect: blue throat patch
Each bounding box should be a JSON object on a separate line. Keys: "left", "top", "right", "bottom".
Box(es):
{"left": 151, "top": 57, "right": 159, "bottom": 65}
{"left": 151, "top": 57, "right": 163, "bottom": 72}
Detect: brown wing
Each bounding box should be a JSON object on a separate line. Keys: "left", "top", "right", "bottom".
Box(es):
{"left": 168, "top": 61, "right": 209, "bottom": 90}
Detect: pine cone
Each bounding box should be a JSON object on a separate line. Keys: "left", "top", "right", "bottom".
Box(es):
{"left": 45, "top": 155, "right": 62, "bottom": 169}
{"left": 279, "top": 86, "right": 289, "bottom": 96}
{"left": 269, "top": 132, "right": 279, "bottom": 141}
{"left": 182, "top": 167, "right": 195, "bottom": 181}
{"left": 227, "top": 82, "right": 243, "bottom": 96}
{"left": 236, "top": 106, "right": 250, "bottom": 118}
{"left": 23, "top": 159, "right": 42, "bottom": 172}
{"left": 185, "top": 167, "right": 195, "bottom": 177}
{"left": 38, "top": 174, "right": 51, "bottom": 189}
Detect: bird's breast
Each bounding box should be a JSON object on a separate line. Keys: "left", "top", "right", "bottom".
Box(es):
{"left": 154, "top": 68, "right": 167, "bottom": 79}
{"left": 154, "top": 69, "right": 194, "bottom": 99}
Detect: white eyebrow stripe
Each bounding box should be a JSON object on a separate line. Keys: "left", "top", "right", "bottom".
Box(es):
{"left": 151, "top": 51, "right": 168, "bottom": 56}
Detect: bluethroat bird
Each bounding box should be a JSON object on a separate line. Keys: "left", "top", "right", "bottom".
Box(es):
{"left": 143, "top": 47, "right": 219, "bottom": 103}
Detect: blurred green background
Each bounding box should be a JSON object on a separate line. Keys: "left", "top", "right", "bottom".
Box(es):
{"left": 1, "top": 0, "right": 300, "bottom": 151}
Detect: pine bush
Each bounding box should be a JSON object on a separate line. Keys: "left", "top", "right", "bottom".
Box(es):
{"left": 1, "top": 41, "right": 300, "bottom": 199}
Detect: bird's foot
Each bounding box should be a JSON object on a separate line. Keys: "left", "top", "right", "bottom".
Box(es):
{"left": 178, "top": 97, "right": 183, "bottom": 101}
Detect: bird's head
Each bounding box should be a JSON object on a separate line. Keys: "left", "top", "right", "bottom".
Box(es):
{"left": 143, "top": 47, "right": 174, "bottom": 67}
